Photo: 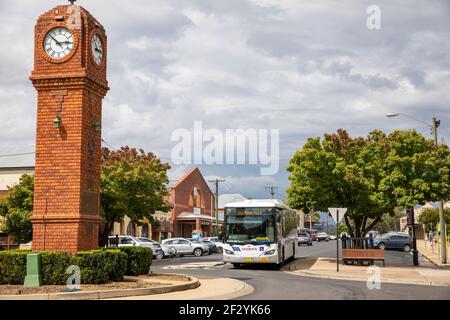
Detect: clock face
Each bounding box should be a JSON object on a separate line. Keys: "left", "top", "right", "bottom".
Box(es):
{"left": 91, "top": 34, "right": 103, "bottom": 65}
{"left": 44, "top": 27, "right": 75, "bottom": 59}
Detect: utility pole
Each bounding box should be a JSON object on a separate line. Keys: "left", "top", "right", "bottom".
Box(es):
{"left": 209, "top": 179, "right": 225, "bottom": 236}
{"left": 265, "top": 186, "right": 278, "bottom": 199}
{"left": 432, "top": 117, "right": 447, "bottom": 264}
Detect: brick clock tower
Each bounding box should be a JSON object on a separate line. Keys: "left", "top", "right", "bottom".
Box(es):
{"left": 30, "top": 2, "right": 109, "bottom": 253}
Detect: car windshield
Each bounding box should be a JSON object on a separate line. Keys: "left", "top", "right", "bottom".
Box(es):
{"left": 225, "top": 210, "right": 276, "bottom": 244}
{"left": 137, "top": 238, "right": 152, "bottom": 243}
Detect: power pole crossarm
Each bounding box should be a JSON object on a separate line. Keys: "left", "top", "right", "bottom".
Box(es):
{"left": 265, "top": 186, "right": 279, "bottom": 199}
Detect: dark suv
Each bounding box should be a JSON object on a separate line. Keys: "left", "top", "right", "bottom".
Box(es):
{"left": 375, "top": 233, "right": 413, "bottom": 252}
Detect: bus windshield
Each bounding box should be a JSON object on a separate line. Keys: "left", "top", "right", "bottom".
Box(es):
{"left": 225, "top": 208, "right": 276, "bottom": 244}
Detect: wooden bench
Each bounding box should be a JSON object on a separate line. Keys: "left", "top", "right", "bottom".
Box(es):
{"left": 342, "top": 249, "right": 385, "bottom": 267}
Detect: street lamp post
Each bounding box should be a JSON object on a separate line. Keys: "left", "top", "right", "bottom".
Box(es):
{"left": 386, "top": 113, "right": 447, "bottom": 264}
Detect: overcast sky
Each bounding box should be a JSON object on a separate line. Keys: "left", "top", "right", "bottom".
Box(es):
{"left": 0, "top": 0, "right": 449, "bottom": 199}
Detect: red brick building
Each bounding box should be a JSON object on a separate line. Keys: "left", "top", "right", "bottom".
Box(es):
{"left": 164, "top": 167, "right": 217, "bottom": 239}
{"left": 112, "top": 167, "right": 218, "bottom": 241}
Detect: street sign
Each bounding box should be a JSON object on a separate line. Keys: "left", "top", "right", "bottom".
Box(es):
{"left": 328, "top": 208, "right": 347, "bottom": 272}
{"left": 406, "top": 209, "right": 414, "bottom": 227}
{"left": 193, "top": 207, "right": 201, "bottom": 215}
{"left": 328, "top": 208, "right": 347, "bottom": 223}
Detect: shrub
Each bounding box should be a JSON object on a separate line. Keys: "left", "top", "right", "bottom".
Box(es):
{"left": 74, "top": 250, "right": 108, "bottom": 284}
{"left": 0, "top": 250, "right": 28, "bottom": 285}
{"left": 0, "top": 249, "right": 127, "bottom": 285}
{"left": 115, "top": 247, "right": 152, "bottom": 276}
{"left": 102, "top": 249, "right": 127, "bottom": 282}
{"left": 40, "top": 251, "right": 74, "bottom": 285}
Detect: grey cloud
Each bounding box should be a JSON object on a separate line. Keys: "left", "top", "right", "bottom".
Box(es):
{"left": 0, "top": 0, "right": 449, "bottom": 199}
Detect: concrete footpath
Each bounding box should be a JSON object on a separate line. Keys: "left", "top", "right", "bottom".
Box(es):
{"left": 283, "top": 256, "right": 450, "bottom": 287}
{"left": 106, "top": 278, "right": 254, "bottom": 300}
{"left": 417, "top": 240, "right": 450, "bottom": 268}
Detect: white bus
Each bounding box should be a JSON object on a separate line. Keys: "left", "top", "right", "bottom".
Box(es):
{"left": 222, "top": 199, "right": 298, "bottom": 267}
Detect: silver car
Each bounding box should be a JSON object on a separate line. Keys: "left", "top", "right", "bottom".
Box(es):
{"left": 162, "top": 238, "right": 209, "bottom": 257}
{"left": 202, "top": 237, "right": 224, "bottom": 253}
{"left": 137, "top": 238, "right": 177, "bottom": 259}
{"left": 107, "top": 235, "right": 162, "bottom": 258}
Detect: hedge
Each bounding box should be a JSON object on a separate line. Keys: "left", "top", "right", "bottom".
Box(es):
{"left": 74, "top": 250, "right": 127, "bottom": 284}
{"left": 111, "top": 247, "right": 152, "bottom": 276}
{"left": 0, "top": 249, "right": 128, "bottom": 285}
{"left": 0, "top": 250, "right": 28, "bottom": 285}
{"left": 40, "top": 251, "right": 74, "bottom": 285}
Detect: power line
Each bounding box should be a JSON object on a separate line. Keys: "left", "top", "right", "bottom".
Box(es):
{"left": 0, "top": 152, "right": 35, "bottom": 158}
{"left": 223, "top": 181, "right": 251, "bottom": 199}
{"left": 101, "top": 139, "right": 116, "bottom": 151}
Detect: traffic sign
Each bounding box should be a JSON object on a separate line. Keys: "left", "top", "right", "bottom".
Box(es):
{"left": 328, "top": 208, "right": 347, "bottom": 223}
{"left": 328, "top": 207, "right": 347, "bottom": 273}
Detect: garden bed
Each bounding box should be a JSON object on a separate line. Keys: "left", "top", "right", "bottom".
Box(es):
{"left": 0, "top": 277, "right": 165, "bottom": 296}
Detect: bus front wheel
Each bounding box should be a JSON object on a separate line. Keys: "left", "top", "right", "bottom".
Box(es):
{"left": 232, "top": 263, "right": 241, "bottom": 268}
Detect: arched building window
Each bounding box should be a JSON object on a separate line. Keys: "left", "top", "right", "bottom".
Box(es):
{"left": 141, "top": 224, "right": 149, "bottom": 238}
{"left": 126, "top": 222, "right": 136, "bottom": 236}
{"left": 190, "top": 186, "right": 203, "bottom": 208}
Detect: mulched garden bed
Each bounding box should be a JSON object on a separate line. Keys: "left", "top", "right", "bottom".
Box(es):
{"left": 144, "top": 274, "right": 191, "bottom": 281}
{"left": 0, "top": 278, "right": 164, "bottom": 296}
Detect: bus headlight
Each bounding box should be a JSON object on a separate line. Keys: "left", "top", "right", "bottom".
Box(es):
{"left": 264, "top": 249, "right": 276, "bottom": 255}
{"left": 224, "top": 249, "right": 235, "bottom": 255}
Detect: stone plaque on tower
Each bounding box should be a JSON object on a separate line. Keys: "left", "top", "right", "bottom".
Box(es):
{"left": 30, "top": 1, "right": 109, "bottom": 253}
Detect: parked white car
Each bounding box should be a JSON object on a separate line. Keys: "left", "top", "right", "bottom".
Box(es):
{"left": 19, "top": 241, "right": 32, "bottom": 250}
{"left": 162, "top": 238, "right": 209, "bottom": 257}
{"left": 107, "top": 235, "right": 162, "bottom": 258}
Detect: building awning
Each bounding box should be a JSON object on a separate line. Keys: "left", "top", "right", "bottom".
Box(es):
{"left": 177, "top": 211, "right": 223, "bottom": 222}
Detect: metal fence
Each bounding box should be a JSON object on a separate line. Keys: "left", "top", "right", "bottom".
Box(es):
{"left": 341, "top": 236, "right": 376, "bottom": 250}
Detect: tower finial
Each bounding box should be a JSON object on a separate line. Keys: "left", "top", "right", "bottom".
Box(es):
{"left": 68, "top": 0, "right": 76, "bottom": 5}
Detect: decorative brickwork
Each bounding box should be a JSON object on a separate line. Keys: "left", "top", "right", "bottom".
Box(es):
{"left": 30, "top": 4, "right": 108, "bottom": 253}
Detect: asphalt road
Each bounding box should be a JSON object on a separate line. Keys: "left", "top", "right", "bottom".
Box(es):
{"left": 151, "top": 241, "right": 450, "bottom": 300}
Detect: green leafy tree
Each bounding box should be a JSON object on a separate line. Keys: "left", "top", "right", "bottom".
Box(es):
{"left": 100, "top": 146, "right": 172, "bottom": 245}
{"left": 418, "top": 207, "right": 450, "bottom": 232}
{"left": 287, "top": 129, "right": 450, "bottom": 237}
{"left": 0, "top": 174, "right": 34, "bottom": 243}
{"left": 287, "top": 129, "right": 393, "bottom": 237}
{"left": 373, "top": 208, "right": 405, "bottom": 234}
{"left": 338, "top": 223, "right": 349, "bottom": 234}
{"left": 378, "top": 130, "right": 450, "bottom": 218}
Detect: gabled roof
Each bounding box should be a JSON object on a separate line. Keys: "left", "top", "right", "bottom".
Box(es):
{"left": 169, "top": 166, "right": 214, "bottom": 195}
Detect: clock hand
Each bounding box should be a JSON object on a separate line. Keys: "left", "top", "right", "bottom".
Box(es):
{"left": 50, "top": 35, "right": 62, "bottom": 46}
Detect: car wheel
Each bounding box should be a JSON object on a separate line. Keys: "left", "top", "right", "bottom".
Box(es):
{"left": 232, "top": 263, "right": 241, "bottom": 268}
{"left": 193, "top": 248, "right": 203, "bottom": 257}
{"left": 378, "top": 242, "right": 386, "bottom": 250}
{"left": 403, "top": 244, "right": 411, "bottom": 252}
{"left": 217, "top": 247, "right": 223, "bottom": 254}
{"left": 156, "top": 251, "right": 164, "bottom": 260}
